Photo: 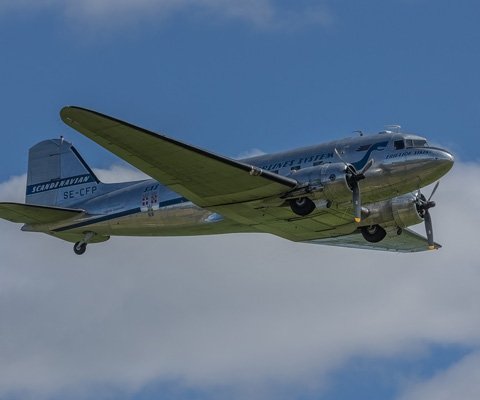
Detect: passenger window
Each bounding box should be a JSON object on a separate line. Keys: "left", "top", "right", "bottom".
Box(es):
{"left": 394, "top": 140, "right": 405, "bottom": 150}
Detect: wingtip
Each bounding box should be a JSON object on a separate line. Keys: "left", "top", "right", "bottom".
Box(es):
{"left": 60, "top": 105, "right": 88, "bottom": 118}
{"left": 60, "top": 105, "right": 74, "bottom": 113}
{"left": 60, "top": 106, "right": 74, "bottom": 123}
{"left": 60, "top": 106, "right": 91, "bottom": 125}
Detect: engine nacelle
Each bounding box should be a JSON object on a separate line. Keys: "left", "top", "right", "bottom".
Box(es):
{"left": 288, "top": 162, "right": 352, "bottom": 202}
{"left": 362, "top": 193, "right": 424, "bottom": 228}
{"left": 391, "top": 194, "right": 424, "bottom": 227}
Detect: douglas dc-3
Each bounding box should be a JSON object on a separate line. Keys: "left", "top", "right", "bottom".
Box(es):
{"left": 0, "top": 107, "right": 454, "bottom": 255}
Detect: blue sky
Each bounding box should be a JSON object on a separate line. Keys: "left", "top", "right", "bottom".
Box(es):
{"left": 1, "top": 1, "right": 480, "bottom": 400}
{"left": 1, "top": 0, "right": 479, "bottom": 181}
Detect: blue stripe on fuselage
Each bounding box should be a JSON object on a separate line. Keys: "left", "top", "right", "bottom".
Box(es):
{"left": 351, "top": 141, "right": 389, "bottom": 170}
{"left": 52, "top": 196, "right": 189, "bottom": 232}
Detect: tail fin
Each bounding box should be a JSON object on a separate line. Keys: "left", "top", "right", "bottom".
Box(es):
{"left": 26, "top": 138, "right": 101, "bottom": 207}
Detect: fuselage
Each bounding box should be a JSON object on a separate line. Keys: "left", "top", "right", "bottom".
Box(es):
{"left": 32, "top": 130, "right": 454, "bottom": 239}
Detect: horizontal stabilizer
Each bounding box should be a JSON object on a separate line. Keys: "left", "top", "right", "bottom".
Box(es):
{"left": 0, "top": 202, "right": 83, "bottom": 224}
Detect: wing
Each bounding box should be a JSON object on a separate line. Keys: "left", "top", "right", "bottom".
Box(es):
{"left": 210, "top": 200, "right": 439, "bottom": 252}
{"left": 302, "top": 227, "right": 441, "bottom": 252}
{"left": 60, "top": 107, "right": 297, "bottom": 207}
{"left": 0, "top": 202, "right": 83, "bottom": 224}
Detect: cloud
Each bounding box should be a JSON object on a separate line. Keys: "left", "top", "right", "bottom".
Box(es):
{"left": 398, "top": 351, "right": 480, "bottom": 400}
{"left": 0, "top": 0, "right": 333, "bottom": 30}
{"left": 93, "top": 164, "right": 150, "bottom": 183}
{"left": 0, "top": 162, "right": 479, "bottom": 399}
{"left": 234, "top": 148, "right": 266, "bottom": 159}
{"left": 0, "top": 174, "right": 26, "bottom": 202}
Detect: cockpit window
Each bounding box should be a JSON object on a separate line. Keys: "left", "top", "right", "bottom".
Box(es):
{"left": 404, "top": 139, "right": 427, "bottom": 148}
{"left": 395, "top": 138, "right": 428, "bottom": 150}
{"left": 413, "top": 139, "right": 427, "bottom": 147}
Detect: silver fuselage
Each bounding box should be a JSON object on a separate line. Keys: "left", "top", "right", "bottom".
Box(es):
{"left": 29, "top": 131, "right": 454, "bottom": 240}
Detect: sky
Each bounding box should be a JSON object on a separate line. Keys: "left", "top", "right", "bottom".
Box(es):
{"left": 0, "top": 1, "right": 479, "bottom": 399}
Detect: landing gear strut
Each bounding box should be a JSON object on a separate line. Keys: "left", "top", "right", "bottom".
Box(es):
{"left": 73, "top": 231, "right": 96, "bottom": 255}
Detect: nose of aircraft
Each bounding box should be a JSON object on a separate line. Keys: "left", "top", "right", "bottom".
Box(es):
{"left": 434, "top": 148, "right": 455, "bottom": 171}
{"left": 417, "top": 147, "right": 455, "bottom": 185}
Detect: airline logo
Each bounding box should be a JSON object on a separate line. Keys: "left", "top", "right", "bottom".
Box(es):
{"left": 26, "top": 174, "right": 95, "bottom": 195}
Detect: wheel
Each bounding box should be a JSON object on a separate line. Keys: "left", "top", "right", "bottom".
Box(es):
{"left": 73, "top": 241, "right": 87, "bottom": 255}
{"left": 360, "top": 225, "right": 387, "bottom": 243}
{"left": 289, "top": 197, "right": 316, "bottom": 216}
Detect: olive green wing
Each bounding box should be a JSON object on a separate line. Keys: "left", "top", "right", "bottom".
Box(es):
{"left": 302, "top": 227, "right": 441, "bottom": 252}
{"left": 61, "top": 106, "right": 297, "bottom": 207}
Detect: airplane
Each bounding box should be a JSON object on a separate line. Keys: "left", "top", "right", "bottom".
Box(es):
{"left": 0, "top": 106, "right": 454, "bottom": 255}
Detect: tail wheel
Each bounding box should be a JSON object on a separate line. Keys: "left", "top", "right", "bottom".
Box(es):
{"left": 360, "top": 225, "right": 387, "bottom": 243}
{"left": 289, "top": 197, "right": 316, "bottom": 216}
{"left": 73, "top": 242, "right": 87, "bottom": 255}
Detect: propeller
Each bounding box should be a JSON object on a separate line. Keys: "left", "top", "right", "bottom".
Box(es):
{"left": 416, "top": 181, "right": 439, "bottom": 250}
{"left": 334, "top": 149, "right": 374, "bottom": 223}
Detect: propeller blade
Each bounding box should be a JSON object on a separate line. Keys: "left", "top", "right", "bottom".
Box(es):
{"left": 352, "top": 181, "right": 362, "bottom": 223}
{"left": 360, "top": 158, "right": 374, "bottom": 175}
{"left": 428, "top": 181, "right": 440, "bottom": 202}
{"left": 334, "top": 148, "right": 349, "bottom": 169}
{"left": 334, "top": 147, "right": 373, "bottom": 223}
{"left": 424, "top": 209, "right": 435, "bottom": 250}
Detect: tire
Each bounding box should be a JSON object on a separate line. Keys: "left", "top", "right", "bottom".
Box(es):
{"left": 360, "top": 225, "right": 387, "bottom": 243}
{"left": 289, "top": 197, "right": 316, "bottom": 216}
{"left": 73, "top": 242, "right": 87, "bottom": 255}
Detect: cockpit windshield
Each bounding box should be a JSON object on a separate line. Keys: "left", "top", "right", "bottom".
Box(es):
{"left": 407, "top": 139, "right": 427, "bottom": 148}
{"left": 394, "top": 138, "right": 428, "bottom": 150}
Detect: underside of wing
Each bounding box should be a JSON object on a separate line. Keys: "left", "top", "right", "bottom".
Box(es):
{"left": 60, "top": 107, "right": 297, "bottom": 207}
{"left": 210, "top": 201, "right": 438, "bottom": 252}
{"left": 302, "top": 227, "right": 441, "bottom": 252}
{"left": 0, "top": 202, "right": 83, "bottom": 224}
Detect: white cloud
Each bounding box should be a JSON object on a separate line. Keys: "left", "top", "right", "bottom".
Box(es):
{"left": 0, "top": 0, "right": 333, "bottom": 30}
{"left": 234, "top": 148, "right": 266, "bottom": 159}
{"left": 93, "top": 164, "right": 150, "bottom": 183}
{"left": 0, "top": 162, "right": 479, "bottom": 399}
{"left": 0, "top": 174, "right": 26, "bottom": 202}
{"left": 398, "top": 351, "right": 480, "bottom": 400}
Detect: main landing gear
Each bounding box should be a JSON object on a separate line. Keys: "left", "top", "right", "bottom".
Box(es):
{"left": 289, "top": 197, "right": 316, "bottom": 216}
{"left": 360, "top": 224, "right": 387, "bottom": 243}
{"left": 74, "top": 241, "right": 87, "bottom": 255}
{"left": 73, "top": 231, "right": 96, "bottom": 255}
